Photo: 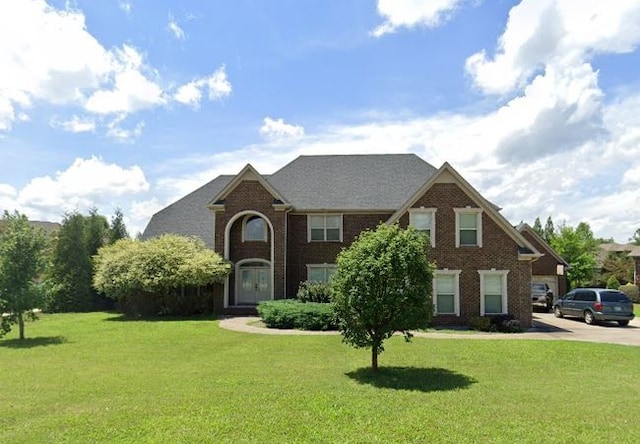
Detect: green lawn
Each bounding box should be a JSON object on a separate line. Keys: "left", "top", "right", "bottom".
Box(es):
{"left": 635, "top": 303, "right": 640, "bottom": 316}
{"left": 1, "top": 313, "right": 638, "bottom": 443}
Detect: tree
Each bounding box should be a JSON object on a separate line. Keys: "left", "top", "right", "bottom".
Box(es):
{"left": 0, "top": 212, "right": 46, "bottom": 339}
{"left": 93, "top": 234, "right": 231, "bottom": 315}
{"left": 532, "top": 217, "right": 543, "bottom": 238}
{"left": 331, "top": 224, "right": 434, "bottom": 371}
{"left": 551, "top": 222, "right": 598, "bottom": 288}
{"left": 543, "top": 216, "right": 555, "bottom": 243}
{"left": 44, "top": 212, "right": 93, "bottom": 312}
{"left": 108, "top": 208, "right": 129, "bottom": 244}
{"left": 630, "top": 228, "right": 640, "bottom": 246}
{"left": 601, "top": 252, "right": 633, "bottom": 285}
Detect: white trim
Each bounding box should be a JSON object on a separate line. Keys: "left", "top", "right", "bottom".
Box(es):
{"left": 307, "top": 214, "right": 343, "bottom": 242}
{"left": 454, "top": 208, "right": 483, "bottom": 248}
{"left": 306, "top": 264, "right": 337, "bottom": 283}
{"left": 409, "top": 207, "right": 437, "bottom": 247}
{"left": 223, "top": 210, "right": 275, "bottom": 308}
{"left": 433, "top": 270, "right": 461, "bottom": 316}
{"left": 241, "top": 214, "right": 267, "bottom": 242}
{"left": 478, "top": 269, "right": 509, "bottom": 315}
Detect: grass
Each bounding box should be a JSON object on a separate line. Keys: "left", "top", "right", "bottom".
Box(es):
{"left": 1, "top": 313, "right": 639, "bottom": 443}
{"left": 635, "top": 303, "right": 640, "bottom": 316}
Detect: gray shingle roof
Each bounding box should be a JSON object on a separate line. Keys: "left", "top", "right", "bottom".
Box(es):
{"left": 142, "top": 154, "right": 438, "bottom": 246}
{"left": 142, "top": 175, "right": 233, "bottom": 248}
{"left": 268, "top": 154, "right": 437, "bottom": 211}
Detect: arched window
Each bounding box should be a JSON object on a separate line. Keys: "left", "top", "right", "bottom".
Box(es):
{"left": 243, "top": 215, "right": 267, "bottom": 241}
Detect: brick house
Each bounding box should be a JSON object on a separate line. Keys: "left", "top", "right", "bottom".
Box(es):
{"left": 517, "top": 223, "right": 570, "bottom": 298}
{"left": 143, "top": 154, "right": 542, "bottom": 327}
{"left": 630, "top": 247, "right": 640, "bottom": 286}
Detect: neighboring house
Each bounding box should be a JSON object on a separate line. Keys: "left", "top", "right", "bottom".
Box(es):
{"left": 143, "top": 154, "right": 542, "bottom": 327}
{"left": 517, "top": 223, "right": 570, "bottom": 297}
{"left": 597, "top": 242, "right": 636, "bottom": 285}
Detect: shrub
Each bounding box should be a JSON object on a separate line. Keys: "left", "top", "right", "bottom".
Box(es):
{"left": 619, "top": 284, "right": 639, "bottom": 303}
{"left": 469, "top": 316, "right": 491, "bottom": 332}
{"left": 606, "top": 275, "right": 621, "bottom": 290}
{"left": 469, "top": 315, "right": 522, "bottom": 333}
{"left": 296, "top": 280, "right": 333, "bottom": 303}
{"left": 257, "top": 299, "right": 337, "bottom": 331}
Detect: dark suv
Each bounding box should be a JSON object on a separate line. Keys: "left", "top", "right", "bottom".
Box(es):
{"left": 553, "top": 288, "right": 635, "bottom": 326}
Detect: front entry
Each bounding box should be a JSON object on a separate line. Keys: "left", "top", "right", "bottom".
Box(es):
{"left": 237, "top": 262, "right": 271, "bottom": 304}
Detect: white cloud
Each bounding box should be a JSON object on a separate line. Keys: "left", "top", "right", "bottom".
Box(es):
{"left": 51, "top": 115, "right": 96, "bottom": 133}
{"left": 119, "top": 1, "right": 132, "bottom": 15}
{"left": 106, "top": 114, "right": 145, "bottom": 142}
{"left": 372, "top": 0, "right": 463, "bottom": 37}
{"left": 259, "top": 117, "right": 305, "bottom": 140}
{"left": 0, "top": 156, "right": 149, "bottom": 227}
{"left": 167, "top": 15, "right": 185, "bottom": 40}
{"left": 173, "top": 66, "right": 232, "bottom": 108}
{"left": 0, "top": 1, "right": 229, "bottom": 136}
{"left": 465, "top": 0, "right": 640, "bottom": 95}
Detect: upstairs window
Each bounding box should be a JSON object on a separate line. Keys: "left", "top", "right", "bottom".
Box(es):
{"left": 409, "top": 208, "right": 436, "bottom": 247}
{"left": 243, "top": 215, "right": 267, "bottom": 241}
{"left": 455, "top": 209, "right": 482, "bottom": 247}
{"left": 308, "top": 215, "right": 342, "bottom": 242}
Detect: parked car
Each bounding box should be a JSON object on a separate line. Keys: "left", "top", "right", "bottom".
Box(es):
{"left": 531, "top": 282, "right": 553, "bottom": 311}
{"left": 553, "top": 288, "right": 635, "bottom": 326}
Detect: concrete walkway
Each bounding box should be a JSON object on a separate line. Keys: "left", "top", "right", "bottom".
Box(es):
{"left": 218, "top": 313, "right": 640, "bottom": 346}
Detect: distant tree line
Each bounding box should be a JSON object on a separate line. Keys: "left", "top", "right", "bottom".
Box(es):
{"left": 531, "top": 216, "right": 638, "bottom": 289}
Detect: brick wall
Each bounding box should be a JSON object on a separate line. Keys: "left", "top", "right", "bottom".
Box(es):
{"left": 285, "top": 213, "right": 391, "bottom": 298}
{"left": 212, "top": 180, "right": 286, "bottom": 306}
{"left": 521, "top": 230, "right": 568, "bottom": 296}
{"left": 398, "top": 183, "right": 533, "bottom": 328}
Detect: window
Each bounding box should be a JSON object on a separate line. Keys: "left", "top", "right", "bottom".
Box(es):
{"left": 243, "top": 215, "right": 267, "bottom": 241}
{"left": 455, "top": 208, "right": 482, "bottom": 247}
{"left": 433, "top": 270, "right": 460, "bottom": 315}
{"left": 478, "top": 270, "right": 509, "bottom": 315}
{"left": 307, "top": 264, "right": 337, "bottom": 283}
{"left": 308, "top": 215, "right": 342, "bottom": 242}
{"left": 409, "top": 208, "right": 436, "bottom": 247}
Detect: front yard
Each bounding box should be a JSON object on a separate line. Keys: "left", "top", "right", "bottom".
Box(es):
{"left": 1, "top": 312, "right": 638, "bottom": 442}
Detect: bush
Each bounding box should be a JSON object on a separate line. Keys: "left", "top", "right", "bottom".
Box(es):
{"left": 619, "top": 284, "right": 639, "bottom": 303}
{"left": 606, "top": 275, "right": 621, "bottom": 290}
{"left": 469, "top": 315, "right": 522, "bottom": 333}
{"left": 257, "top": 299, "right": 337, "bottom": 331}
{"left": 296, "top": 280, "right": 333, "bottom": 303}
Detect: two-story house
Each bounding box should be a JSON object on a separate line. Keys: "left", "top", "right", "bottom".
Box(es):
{"left": 143, "top": 154, "right": 542, "bottom": 327}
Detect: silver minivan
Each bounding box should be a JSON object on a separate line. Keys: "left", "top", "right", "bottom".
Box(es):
{"left": 553, "top": 288, "right": 635, "bottom": 326}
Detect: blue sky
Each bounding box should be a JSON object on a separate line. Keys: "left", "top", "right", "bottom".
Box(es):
{"left": 1, "top": 0, "right": 639, "bottom": 242}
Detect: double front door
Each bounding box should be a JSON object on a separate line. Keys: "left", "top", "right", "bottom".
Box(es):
{"left": 237, "top": 263, "right": 271, "bottom": 304}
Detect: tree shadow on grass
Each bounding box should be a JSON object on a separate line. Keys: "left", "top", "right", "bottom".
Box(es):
{"left": 346, "top": 366, "right": 477, "bottom": 392}
{"left": 0, "top": 336, "right": 68, "bottom": 349}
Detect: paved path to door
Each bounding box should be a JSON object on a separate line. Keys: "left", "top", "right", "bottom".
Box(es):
{"left": 218, "top": 313, "right": 640, "bottom": 346}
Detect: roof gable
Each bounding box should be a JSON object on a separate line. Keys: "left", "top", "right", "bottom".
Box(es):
{"left": 388, "top": 162, "right": 541, "bottom": 257}
{"left": 517, "top": 223, "right": 569, "bottom": 266}
{"left": 207, "top": 164, "right": 289, "bottom": 207}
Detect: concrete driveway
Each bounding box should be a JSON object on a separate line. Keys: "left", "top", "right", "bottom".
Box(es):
{"left": 528, "top": 312, "right": 640, "bottom": 346}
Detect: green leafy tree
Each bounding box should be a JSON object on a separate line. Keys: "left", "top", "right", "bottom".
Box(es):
{"left": 551, "top": 222, "right": 598, "bottom": 288}
{"left": 606, "top": 275, "right": 621, "bottom": 290}
{"left": 630, "top": 228, "right": 640, "bottom": 246}
{"left": 331, "top": 224, "right": 434, "bottom": 371}
{"left": 93, "top": 234, "right": 231, "bottom": 315}
{"left": 0, "top": 212, "right": 47, "bottom": 339}
{"left": 532, "top": 217, "right": 543, "bottom": 237}
{"left": 601, "top": 252, "right": 633, "bottom": 285}
{"left": 108, "top": 208, "right": 129, "bottom": 244}
{"left": 543, "top": 216, "right": 555, "bottom": 243}
{"left": 45, "top": 212, "right": 93, "bottom": 312}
